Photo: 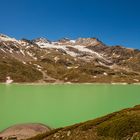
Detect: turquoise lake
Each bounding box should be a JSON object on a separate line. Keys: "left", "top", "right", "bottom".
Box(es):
{"left": 0, "top": 84, "right": 140, "bottom": 131}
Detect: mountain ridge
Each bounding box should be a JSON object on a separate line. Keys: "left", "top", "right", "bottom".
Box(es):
{"left": 0, "top": 34, "right": 140, "bottom": 83}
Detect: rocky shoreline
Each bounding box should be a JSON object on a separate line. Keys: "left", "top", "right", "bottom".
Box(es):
{"left": 1, "top": 105, "right": 140, "bottom": 140}
{"left": 1, "top": 81, "right": 140, "bottom": 85}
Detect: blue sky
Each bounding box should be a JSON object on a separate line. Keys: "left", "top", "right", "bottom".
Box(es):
{"left": 0, "top": 0, "right": 140, "bottom": 49}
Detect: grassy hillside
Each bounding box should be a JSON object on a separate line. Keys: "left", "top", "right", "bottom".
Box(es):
{"left": 29, "top": 105, "right": 140, "bottom": 140}
{"left": 0, "top": 58, "right": 43, "bottom": 82}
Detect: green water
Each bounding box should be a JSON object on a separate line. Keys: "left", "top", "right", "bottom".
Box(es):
{"left": 0, "top": 84, "right": 140, "bottom": 131}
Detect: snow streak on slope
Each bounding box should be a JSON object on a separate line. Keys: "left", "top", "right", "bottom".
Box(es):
{"left": 35, "top": 41, "right": 109, "bottom": 62}
{"left": 0, "top": 34, "right": 17, "bottom": 42}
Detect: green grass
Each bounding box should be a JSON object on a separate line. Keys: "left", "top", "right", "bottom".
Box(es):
{"left": 0, "top": 58, "right": 42, "bottom": 82}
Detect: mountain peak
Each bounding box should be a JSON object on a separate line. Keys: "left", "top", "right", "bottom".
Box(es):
{"left": 32, "top": 37, "right": 51, "bottom": 44}
{"left": 75, "top": 37, "right": 102, "bottom": 46}
{"left": 0, "top": 34, "right": 17, "bottom": 42}
{"left": 58, "top": 38, "right": 70, "bottom": 43}
{"left": 0, "top": 34, "right": 10, "bottom": 38}
{"left": 0, "top": 33, "right": 140, "bottom": 83}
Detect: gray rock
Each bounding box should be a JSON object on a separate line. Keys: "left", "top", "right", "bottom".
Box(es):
{"left": 0, "top": 123, "right": 51, "bottom": 140}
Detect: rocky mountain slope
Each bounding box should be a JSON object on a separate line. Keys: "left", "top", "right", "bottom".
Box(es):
{"left": 0, "top": 34, "right": 140, "bottom": 83}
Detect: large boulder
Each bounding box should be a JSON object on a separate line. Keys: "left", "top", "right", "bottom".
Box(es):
{"left": 0, "top": 123, "right": 51, "bottom": 140}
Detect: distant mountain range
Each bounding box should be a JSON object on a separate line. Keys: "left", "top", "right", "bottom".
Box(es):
{"left": 0, "top": 34, "right": 140, "bottom": 83}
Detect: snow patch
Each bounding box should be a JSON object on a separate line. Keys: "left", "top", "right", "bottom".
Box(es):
{"left": 0, "top": 35, "right": 17, "bottom": 42}
{"left": 27, "top": 51, "right": 34, "bottom": 57}
{"left": 54, "top": 56, "right": 60, "bottom": 63}
{"left": 22, "top": 61, "right": 26, "bottom": 64}
{"left": 70, "top": 40, "right": 76, "bottom": 43}
{"left": 35, "top": 41, "right": 110, "bottom": 63}
{"left": 133, "top": 79, "right": 139, "bottom": 82}
{"left": 6, "top": 76, "right": 13, "bottom": 84}
{"left": 1, "top": 49, "right": 6, "bottom": 53}
{"left": 9, "top": 49, "right": 13, "bottom": 53}
{"left": 103, "top": 72, "right": 108, "bottom": 76}
{"left": 34, "top": 64, "right": 42, "bottom": 68}
{"left": 20, "top": 50, "right": 25, "bottom": 56}
{"left": 67, "top": 66, "right": 73, "bottom": 69}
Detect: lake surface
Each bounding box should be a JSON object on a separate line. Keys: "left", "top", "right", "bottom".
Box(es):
{"left": 0, "top": 84, "right": 140, "bottom": 131}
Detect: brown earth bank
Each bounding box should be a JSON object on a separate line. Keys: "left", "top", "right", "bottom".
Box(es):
{"left": 1, "top": 105, "right": 140, "bottom": 140}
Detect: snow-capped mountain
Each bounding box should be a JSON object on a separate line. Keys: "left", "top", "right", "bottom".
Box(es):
{"left": 0, "top": 34, "right": 140, "bottom": 83}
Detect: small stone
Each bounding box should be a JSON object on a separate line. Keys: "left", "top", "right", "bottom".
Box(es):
{"left": 67, "top": 131, "right": 71, "bottom": 136}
